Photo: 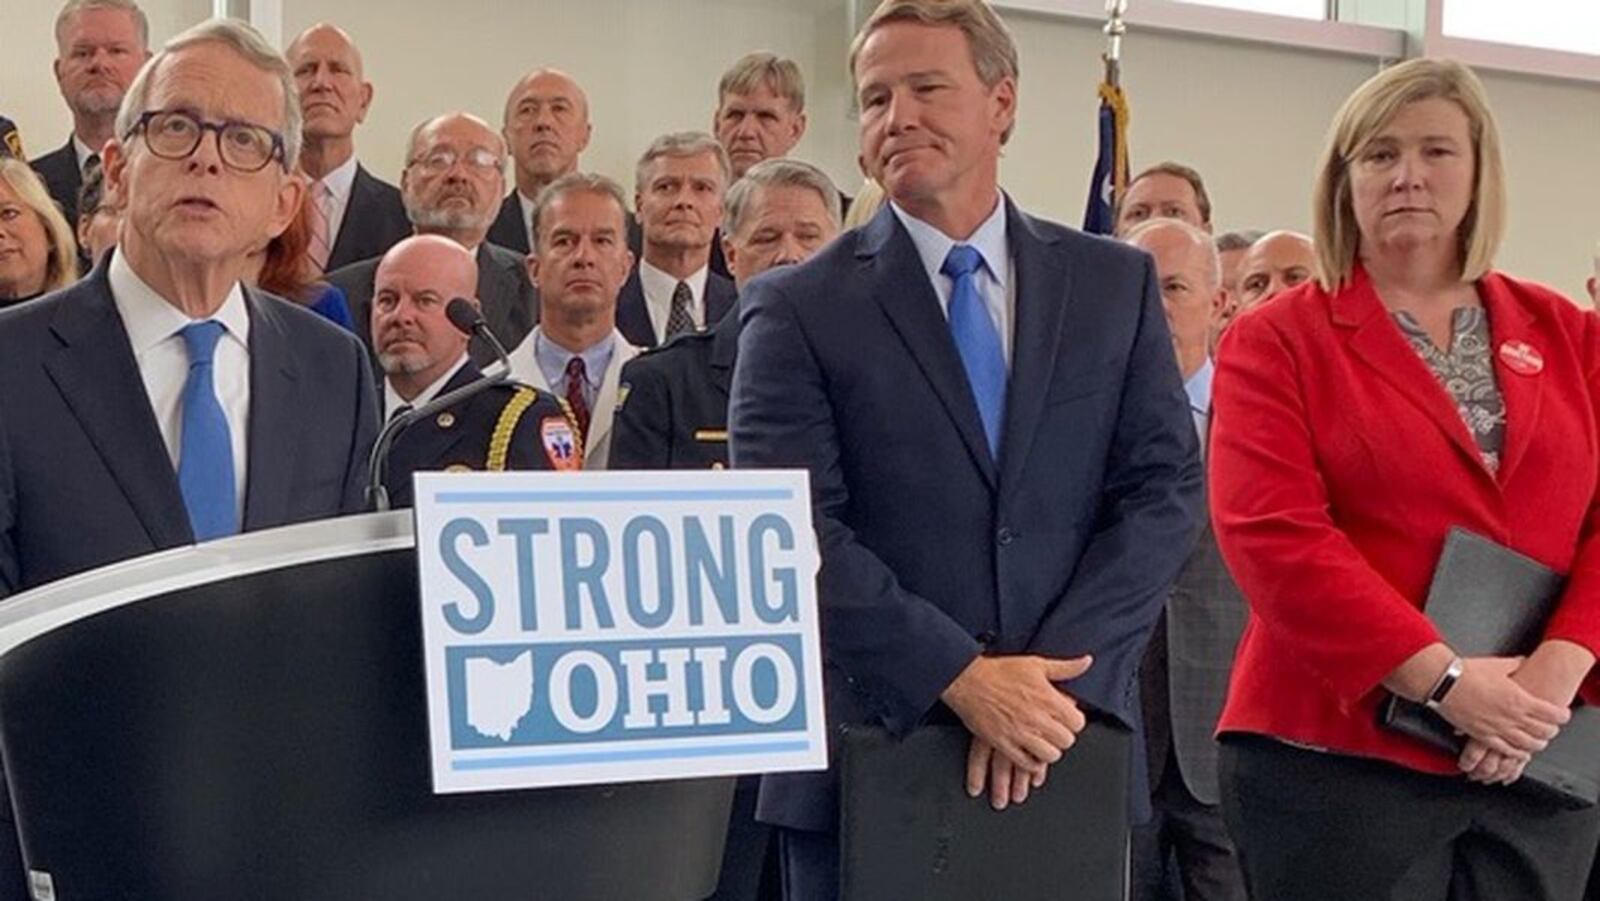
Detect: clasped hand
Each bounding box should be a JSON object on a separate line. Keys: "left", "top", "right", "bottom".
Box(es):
{"left": 1435, "top": 656, "right": 1570, "bottom": 785}
{"left": 939, "top": 654, "right": 1093, "bottom": 810}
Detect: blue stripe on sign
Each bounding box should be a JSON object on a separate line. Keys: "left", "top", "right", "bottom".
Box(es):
{"left": 451, "top": 739, "right": 812, "bottom": 770}
{"left": 433, "top": 489, "right": 794, "bottom": 504}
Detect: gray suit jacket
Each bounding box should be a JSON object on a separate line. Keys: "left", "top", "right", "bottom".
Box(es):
{"left": 1140, "top": 491, "right": 1248, "bottom": 806}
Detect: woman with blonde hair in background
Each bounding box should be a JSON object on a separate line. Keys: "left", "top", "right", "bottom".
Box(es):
{"left": 0, "top": 159, "right": 79, "bottom": 304}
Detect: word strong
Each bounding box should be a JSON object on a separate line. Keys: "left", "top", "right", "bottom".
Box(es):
{"left": 415, "top": 470, "right": 827, "bottom": 793}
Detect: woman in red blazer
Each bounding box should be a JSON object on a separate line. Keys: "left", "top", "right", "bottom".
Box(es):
{"left": 1211, "top": 58, "right": 1600, "bottom": 900}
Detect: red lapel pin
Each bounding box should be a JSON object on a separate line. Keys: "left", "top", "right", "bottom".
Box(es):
{"left": 1498, "top": 340, "right": 1544, "bottom": 376}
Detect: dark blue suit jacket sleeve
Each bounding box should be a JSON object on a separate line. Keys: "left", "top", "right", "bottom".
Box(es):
{"left": 730, "top": 278, "right": 982, "bottom": 736}
{"left": 1023, "top": 256, "right": 1203, "bottom": 726}
{"left": 343, "top": 340, "right": 379, "bottom": 514}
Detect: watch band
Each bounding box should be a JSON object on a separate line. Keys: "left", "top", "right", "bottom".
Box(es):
{"left": 1423, "top": 656, "right": 1465, "bottom": 711}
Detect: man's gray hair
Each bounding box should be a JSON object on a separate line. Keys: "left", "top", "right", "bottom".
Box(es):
{"left": 634, "top": 131, "right": 732, "bottom": 195}
{"left": 56, "top": 0, "right": 149, "bottom": 50}
{"left": 1215, "top": 229, "right": 1264, "bottom": 254}
{"left": 1123, "top": 216, "right": 1222, "bottom": 288}
{"left": 529, "top": 172, "right": 631, "bottom": 254}
{"left": 718, "top": 52, "right": 806, "bottom": 114}
{"left": 723, "top": 159, "right": 840, "bottom": 237}
{"left": 115, "top": 18, "right": 302, "bottom": 170}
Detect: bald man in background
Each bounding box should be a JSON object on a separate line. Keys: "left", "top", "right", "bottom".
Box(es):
{"left": 374, "top": 235, "right": 572, "bottom": 506}
{"left": 490, "top": 69, "right": 598, "bottom": 254}
{"left": 1123, "top": 218, "right": 1247, "bottom": 901}
{"left": 286, "top": 23, "right": 409, "bottom": 273}
{"left": 1232, "top": 229, "right": 1314, "bottom": 319}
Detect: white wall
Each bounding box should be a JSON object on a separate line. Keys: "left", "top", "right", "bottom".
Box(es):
{"left": 5, "top": 0, "right": 1597, "bottom": 296}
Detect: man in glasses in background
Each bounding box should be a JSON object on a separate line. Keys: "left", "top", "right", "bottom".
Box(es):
{"left": 0, "top": 20, "right": 379, "bottom": 897}
{"left": 328, "top": 112, "right": 537, "bottom": 374}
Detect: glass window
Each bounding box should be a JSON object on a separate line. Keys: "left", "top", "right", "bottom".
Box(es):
{"left": 1443, "top": 0, "right": 1600, "bottom": 56}
{"left": 1171, "top": 0, "right": 1327, "bottom": 19}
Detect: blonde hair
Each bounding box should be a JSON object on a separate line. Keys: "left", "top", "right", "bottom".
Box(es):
{"left": 0, "top": 159, "right": 80, "bottom": 295}
{"left": 1312, "top": 58, "right": 1505, "bottom": 290}
{"left": 842, "top": 178, "right": 885, "bottom": 231}
{"left": 718, "top": 52, "right": 805, "bottom": 114}
{"left": 849, "top": 0, "right": 1019, "bottom": 144}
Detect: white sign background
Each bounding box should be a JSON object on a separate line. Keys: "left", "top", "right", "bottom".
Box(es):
{"left": 414, "top": 469, "right": 827, "bottom": 793}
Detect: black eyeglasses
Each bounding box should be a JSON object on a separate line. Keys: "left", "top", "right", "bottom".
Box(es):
{"left": 126, "top": 109, "right": 287, "bottom": 173}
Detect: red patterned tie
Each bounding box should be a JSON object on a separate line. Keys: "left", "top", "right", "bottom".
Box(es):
{"left": 564, "top": 355, "right": 591, "bottom": 442}
{"left": 306, "top": 179, "right": 332, "bottom": 274}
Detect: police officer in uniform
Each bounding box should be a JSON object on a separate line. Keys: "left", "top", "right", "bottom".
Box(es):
{"left": 374, "top": 235, "right": 576, "bottom": 507}
{"left": 608, "top": 158, "right": 840, "bottom": 901}
{"left": 612, "top": 159, "right": 841, "bottom": 472}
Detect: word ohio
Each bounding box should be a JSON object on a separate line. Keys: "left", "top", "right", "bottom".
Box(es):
{"left": 413, "top": 470, "right": 828, "bottom": 793}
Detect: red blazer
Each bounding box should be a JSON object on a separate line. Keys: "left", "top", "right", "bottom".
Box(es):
{"left": 1210, "top": 266, "right": 1600, "bottom": 775}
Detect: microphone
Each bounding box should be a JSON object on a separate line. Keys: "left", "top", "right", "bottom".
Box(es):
{"left": 364, "top": 297, "right": 515, "bottom": 512}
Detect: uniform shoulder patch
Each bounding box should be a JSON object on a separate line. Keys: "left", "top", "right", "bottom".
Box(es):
{"left": 540, "top": 416, "right": 583, "bottom": 471}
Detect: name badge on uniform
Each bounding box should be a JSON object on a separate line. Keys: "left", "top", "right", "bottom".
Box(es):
{"left": 694, "top": 429, "right": 729, "bottom": 443}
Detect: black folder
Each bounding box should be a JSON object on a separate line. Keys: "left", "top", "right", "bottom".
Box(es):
{"left": 838, "top": 720, "right": 1130, "bottom": 901}
{"left": 1380, "top": 527, "right": 1600, "bottom": 808}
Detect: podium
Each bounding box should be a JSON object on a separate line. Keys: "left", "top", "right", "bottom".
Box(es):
{"left": 0, "top": 512, "right": 734, "bottom": 900}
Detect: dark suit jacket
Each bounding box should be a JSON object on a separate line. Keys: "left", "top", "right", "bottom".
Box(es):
{"left": 30, "top": 139, "right": 81, "bottom": 225}
{"left": 612, "top": 307, "right": 739, "bottom": 469}
{"left": 1138, "top": 494, "right": 1247, "bottom": 807}
{"left": 729, "top": 200, "right": 1203, "bottom": 832}
{"left": 384, "top": 362, "right": 568, "bottom": 507}
{"left": 328, "top": 241, "right": 538, "bottom": 373}
{"left": 616, "top": 266, "right": 737, "bottom": 349}
{"left": 325, "top": 164, "right": 411, "bottom": 273}
{"left": 0, "top": 257, "right": 379, "bottom": 596}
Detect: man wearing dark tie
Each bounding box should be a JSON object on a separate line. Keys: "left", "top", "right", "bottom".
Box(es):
{"left": 506, "top": 173, "right": 640, "bottom": 470}
{"left": 490, "top": 69, "right": 589, "bottom": 254}
{"left": 1124, "top": 218, "right": 1248, "bottom": 901}
{"left": 32, "top": 0, "right": 150, "bottom": 232}
{"left": 616, "top": 132, "right": 737, "bottom": 348}
{"left": 728, "top": 2, "right": 1203, "bottom": 897}
{"left": 284, "top": 23, "right": 409, "bottom": 274}
{"left": 0, "top": 19, "right": 378, "bottom": 897}
{"left": 327, "top": 112, "right": 538, "bottom": 372}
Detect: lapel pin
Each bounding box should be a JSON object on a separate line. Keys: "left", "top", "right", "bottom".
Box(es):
{"left": 436, "top": 412, "right": 456, "bottom": 429}
{"left": 1497, "top": 340, "right": 1544, "bottom": 376}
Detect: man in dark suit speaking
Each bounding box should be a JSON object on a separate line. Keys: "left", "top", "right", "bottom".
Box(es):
{"left": 0, "top": 18, "right": 378, "bottom": 897}
{"left": 728, "top": 1, "right": 1203, "bottom": 896}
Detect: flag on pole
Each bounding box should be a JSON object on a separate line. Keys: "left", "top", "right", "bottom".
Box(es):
{"left": 1082, "top": 79, "right": 1129, "bottom": 235}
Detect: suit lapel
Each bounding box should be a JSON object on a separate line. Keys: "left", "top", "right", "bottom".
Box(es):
{"left": 1480, "top": 274, "right": 1544, "bottom": 484}
{"left": 708, "top": 310, "right": 740, "bottom": 398}
{"left": 1334, "top": 269, "right": 1486, "bottom": 473}
{"left": 615, "top": 272, "right": 655, "bottom": 347}
{"left": 997, "top": 203, "right": 1069, "bottom": 501}
{"left": 241, "top": 289, "right": 307, "bottom": 530}
{"left": 391, "top": 365, "right": 481, "bottom": 471}
{"left": 862, "top": 207, "right": 997, "bottom": 487}
{"left": 43, "top": 269, "right": 193, "bottom": 546}
{"left": 706, "top": 274, "right": 737, "bottom": 328}
{"left": 586, "top": 336, "right": 638, "bottom": 461}
{"left": 325, "top": 165, "right": 368, "bottom": 268}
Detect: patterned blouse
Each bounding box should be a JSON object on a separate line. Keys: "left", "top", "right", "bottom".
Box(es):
{"left": 1392, "top": 307, "right": 1506, "bottom": 472}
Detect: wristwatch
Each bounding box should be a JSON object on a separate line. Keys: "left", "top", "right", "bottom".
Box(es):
{"left": 1423, "top": 656, "right": 1465, "bottom": 711}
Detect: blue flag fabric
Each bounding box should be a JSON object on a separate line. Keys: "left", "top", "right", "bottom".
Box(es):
{"left": 1082, "top": 82, "right": 1129, "bottom": 235}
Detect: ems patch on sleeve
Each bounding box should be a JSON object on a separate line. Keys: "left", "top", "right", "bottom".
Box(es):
{"left": 541, "top": 417, "right": 582, "bottom": 471}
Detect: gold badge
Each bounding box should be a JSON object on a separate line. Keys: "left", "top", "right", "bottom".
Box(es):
{"left": 444, "top": 463, "right": 472, "bottom": 472}
{"left": 436, "top": 412, "right": 456, "bottom": 429}
{"left": 711, "top": 461, "right": 726, "bottom": 470}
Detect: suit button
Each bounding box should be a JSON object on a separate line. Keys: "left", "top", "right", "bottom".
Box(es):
{"left": 996, "top": 527, "right": 1015, "bottom": 546}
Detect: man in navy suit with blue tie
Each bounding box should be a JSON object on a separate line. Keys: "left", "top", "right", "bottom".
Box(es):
{"left": 728, "top": 2, "right": 1202, "bottom": 897}
{"left": 0, "top": 20, "right": 378, "bottom": 897}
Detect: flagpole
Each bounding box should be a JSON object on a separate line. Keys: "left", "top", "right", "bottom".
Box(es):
{"left": 1104, "top": 0, "right": 1128, "bottom": 88}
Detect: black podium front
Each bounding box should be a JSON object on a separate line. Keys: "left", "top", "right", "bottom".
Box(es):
{"left": 0, "top": 512, "right": 733, "bottom": 900}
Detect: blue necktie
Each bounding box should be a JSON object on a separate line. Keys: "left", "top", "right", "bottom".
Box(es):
{"left": 942, "top": 244, "right": 1006, "bottom": 459}
{"left": 178, "top": 321, "right": 238, "bottom": 541}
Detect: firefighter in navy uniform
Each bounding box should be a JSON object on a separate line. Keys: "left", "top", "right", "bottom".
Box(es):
{"left": 373, "top": 236, "right": 581, "bottom": 507}
{"left": 612, "top": 159, "right": 841, "bottom": 474}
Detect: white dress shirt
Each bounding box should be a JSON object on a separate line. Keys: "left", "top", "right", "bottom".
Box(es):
{"left": 72, "top": 135, "right": 97, "bottom": 172}
{"left": 639, "top": 259, "right": 709, "bottom": 342}
{"left": 108, "top": 248, "right": 251, "bottom": 522}
{"left": 384, "top": 353, "right": 470, "bottom": 421}
{"left": 317, "top": 154, "right": 360, "bottom": 250}
{"left": 889, "top": 196, "right": 1016, "bottom": 366}
{"left": 1185, "top": 356, "right": 1214, "bottom": 456}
